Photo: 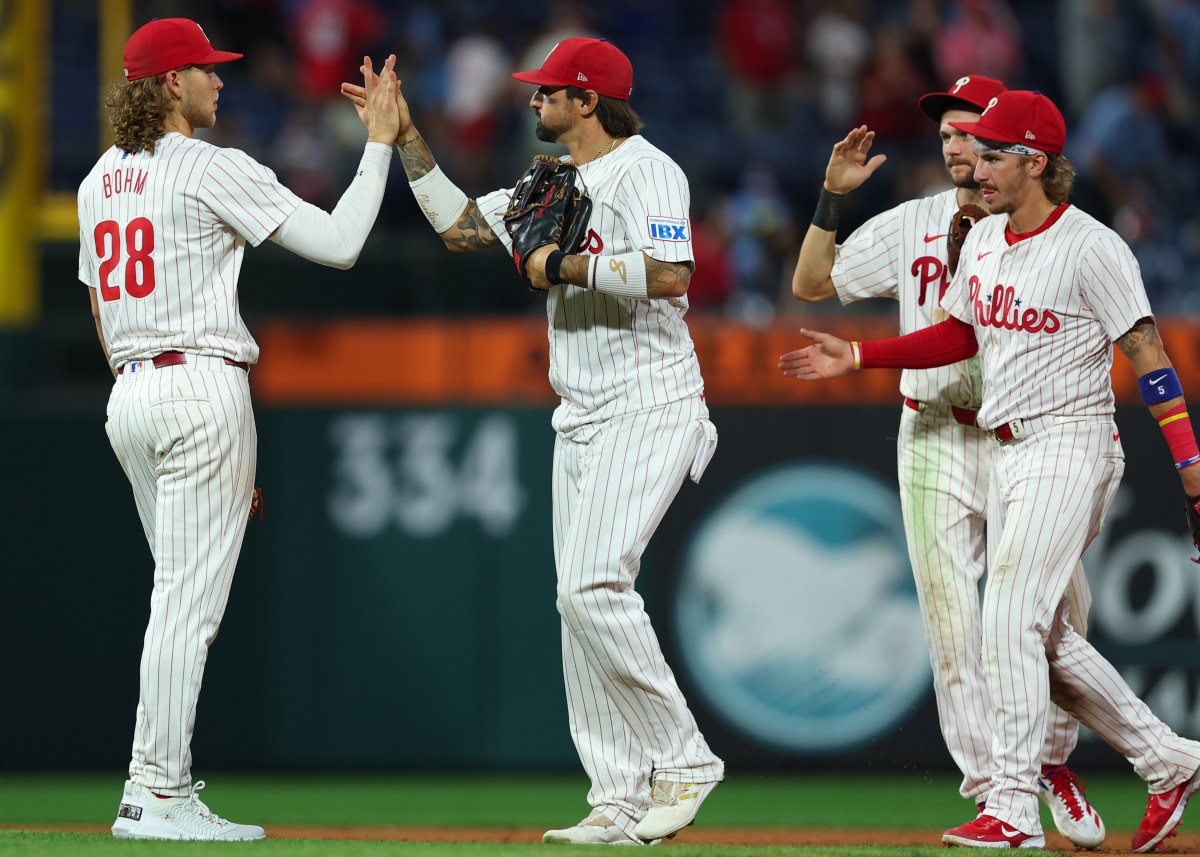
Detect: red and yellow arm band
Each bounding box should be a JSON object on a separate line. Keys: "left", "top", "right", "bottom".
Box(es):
{"left": 857, "top": 317, "right": 978, "bottom": 370}
{"left": 1157, "top": 403, "right": 1200, "bottom": 470}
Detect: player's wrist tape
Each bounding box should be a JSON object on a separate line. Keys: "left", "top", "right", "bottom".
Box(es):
{"left": 544, "top": 249, "right": 566, "bottom": 285}
{"left": 1139, "top": 367, "right": 1184, "bottom": 405}
{"left": 408, "top": 164, "right": 470, "bottom": 234}
{"left": 850, "top": 341, "right": 862, "bottom": 370}
{"left": 812, "top": 186, "right": 845, "bottom": 232}
{"left": 1156, "top": 402, "right": 1200, "bottom": 469}
{"left": 590, "top": 251, "right": 648, "bottom": 298}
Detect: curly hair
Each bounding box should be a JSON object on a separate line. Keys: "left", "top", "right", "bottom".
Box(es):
{"left": 103, "top": 78, "right": 172, "bottom": 154}
{"left": 1035, "top": 153, "right": 1076, "bottom": 205}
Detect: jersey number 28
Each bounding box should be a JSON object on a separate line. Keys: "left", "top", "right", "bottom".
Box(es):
{"left": 95, "top": 218, "right": 155, "bottom": 301}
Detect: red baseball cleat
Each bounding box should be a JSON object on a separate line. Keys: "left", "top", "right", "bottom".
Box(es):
{"left": 943, "top": 814, "right": 1045, "bottom": 849}
{"left": 1133, "top": 769, "right": 1200, "bottom": 853}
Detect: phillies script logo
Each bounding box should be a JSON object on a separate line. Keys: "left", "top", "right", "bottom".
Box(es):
{"left": 911, "top": 255, "right": 949, "bottom": 306}
{"left": 969, "top": 276, "right": 1061, "bottom": 333}
{"left": 583, "top": 229, "right": 604, "bottom": 254}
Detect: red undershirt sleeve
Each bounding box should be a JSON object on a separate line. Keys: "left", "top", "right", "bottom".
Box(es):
{"left": 860, "top": 317, "right": 978, "bottom": 369}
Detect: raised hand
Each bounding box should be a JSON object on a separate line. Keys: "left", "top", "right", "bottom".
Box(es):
{"left": 778, "top": 328, "right": 856, "bottom": 380}
{"left": 824, "top": 126, "right": 888, "bottom": 195}
{"left": 361, "top": 54, "right": 400, "bottom": 144}
{"left": 341, "top": 54, "right": 415, "bottom": 145}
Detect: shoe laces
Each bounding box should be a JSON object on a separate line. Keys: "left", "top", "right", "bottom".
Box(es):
{"left": 649, "top": 780, "right": 697, "bottom": 808}
{"left": 180, "top": 781, "right": 231, "bottom": 828}
{"left": 1043, "top": 766, "right": 1086, "bottom": 821}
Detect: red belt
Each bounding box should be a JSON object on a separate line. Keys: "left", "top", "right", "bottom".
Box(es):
{"left": 904, "top": 397, "right": 978, "bottom": 428}
{"left": 118, "top": 351, "right": 248, "bottom": 375}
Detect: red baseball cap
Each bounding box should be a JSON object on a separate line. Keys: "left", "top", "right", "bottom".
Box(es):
{"left": 949, "top": 90, "right": 1066, "bottom": 154}
{"left": 124, "top": 18, "right": 243, "bottom": 82}
{"left": 512, "top": 38, "right": 634, "bottom": 101}
{"left": 919, "top": 75, "right": 1006, "bottom": 122}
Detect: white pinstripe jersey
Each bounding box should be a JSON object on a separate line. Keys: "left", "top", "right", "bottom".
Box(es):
{"left": 77, "top": 133, "right": 301, "bottom": 369}
{"left": 479, "top": 135, "right": 704, "bottom": 422}
{"left": 943, "top": 204, "right": 1153, "bottom": 429}
{"left": 831, "top": 188, "right": 982, "bottom": 408}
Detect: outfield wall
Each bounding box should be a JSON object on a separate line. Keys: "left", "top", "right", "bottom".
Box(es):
{"left": 3, "top": 401, "right": 1198, "bottom": 772}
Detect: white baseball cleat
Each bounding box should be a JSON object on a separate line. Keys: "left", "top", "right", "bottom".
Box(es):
{"left": 1038, "top": 765, "right": 1105, "bottom": 849}
{"left": 111, "top": 779, "right": 266, "bottom": 841}
{"left": 543, "top": 809, "right": 647, "bottom": 845}
{"left": 633, "top": 780, "right": 719, "bottom": 841}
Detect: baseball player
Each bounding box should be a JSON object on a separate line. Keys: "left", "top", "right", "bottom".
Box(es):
{"left": 780, "top": 89, "right": 1200, "bottom": 851}
{"left": 341, "top": 37, "right": 723, "bottom": 845}
{"left": 790, "top": 76, "right": 1103, "bottom": 847}
{"left": 78, "top": 18, "right": 399, "bottom": 840}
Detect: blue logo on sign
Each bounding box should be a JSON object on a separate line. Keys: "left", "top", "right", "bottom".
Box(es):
{"left": 672, "top": 462, "right": 930, "bottom": 753}
{"left": 647, "top": 216, "right": 689, "bottom": 242}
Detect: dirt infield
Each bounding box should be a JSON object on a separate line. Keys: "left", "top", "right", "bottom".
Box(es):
{"left": 11, "top": 824, "right": 1200, "bottom": 852}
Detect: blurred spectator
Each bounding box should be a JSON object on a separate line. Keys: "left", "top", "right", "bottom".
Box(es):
{"left": 42, "top": 0, "right": 1200, "bottom": 318}
{"left": 1157, "top": 0, "right": 1200, "bottom": 123}
{"left": 854, "top": 24, "right": 933, "bottom": 139}
{"left": 1070, "top": 75, "right": 1171, "bottom": 217}
{"left": 443, "top": 24, "right": 512, "bottom": 186}
{"left": 289, "top": 0, "right": 387, "bottom": 102}
{"left": 933, "top": 0, "right": 1021, "bottom": 83}
{"left": 1058, "top": 0, "right": 1132, "bottom": 116}
{"left": 687, "top": 201, "right": 735, "bottom": 311}
{"left": 804, "top": 0, "right": 872, "bottom": 128}
{"left": 716, "top": 0, "right": 799, "bottom": 132}
{"left": 723, "top": 165, "right": 796, "bottom": 323}
{"left": 271, "top": 106, "right": 339, "bottom": 207}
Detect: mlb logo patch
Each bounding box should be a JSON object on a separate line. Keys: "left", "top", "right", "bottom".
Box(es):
{"left": 647, "top": 216, "right": 689, "bottom": 242}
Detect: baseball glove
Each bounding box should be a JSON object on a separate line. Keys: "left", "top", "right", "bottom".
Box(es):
{"left": 249, "top": 486, "right": 264, "bottom": 523}
{"left": 1186, "top": 494, "right": 1200, "bottom": 563}
{"left": 503, "top": 154, "right": 593, "bottom": 279}
{"left": 947, "top": 203, "right": 989, "bottom": 276}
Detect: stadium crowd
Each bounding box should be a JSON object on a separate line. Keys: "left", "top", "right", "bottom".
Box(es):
{"left": 59, "top": 0, "right": 1200, "bottom": 316}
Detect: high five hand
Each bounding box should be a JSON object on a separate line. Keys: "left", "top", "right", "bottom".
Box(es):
{"left": 359, "top": 54, "right": 400, "bottom": 144}
{"left": 824, "top": 126, "right": 888, "bottom": 195}
{"left": 341, "top": 54, "right": 415, "bottom": 145}
{"left": 778, "top": 329, "right": 856, "bottom": 380}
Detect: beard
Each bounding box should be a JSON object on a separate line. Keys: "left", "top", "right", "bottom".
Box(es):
{"left": 534, "top": 119, "right": 559, "bottom": 143}
{"left": 947, "top": 161, "right": 979, "bottom": 190}
{"left": 181, "top": 94, "right": 216, "bottom": 130}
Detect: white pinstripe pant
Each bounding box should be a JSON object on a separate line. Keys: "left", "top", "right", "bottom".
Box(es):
{"left": 898, "top": 406, "right": 1088, "bottom": 802}
{"left": 982, "top": 418, "right": 1200, "bottom": 834}
{"left": 552, "top": 397, "right": 723, "bottom": 837}
{"left": 105, "top": 357, "right": 257, "bottom": 796}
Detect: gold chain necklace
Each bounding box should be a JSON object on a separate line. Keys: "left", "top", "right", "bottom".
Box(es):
{"left": 587, "top": 138, "right": 620, "bottom": 164}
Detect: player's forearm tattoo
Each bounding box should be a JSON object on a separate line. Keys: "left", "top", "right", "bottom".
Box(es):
{"left": 559, "top": 255, "right": 590, "bottom": 286}
{"left": 646, "top": 258, "right": 692, "bottom": 298}
{"left": 442, "top": 200, "right": 499, "bottom": 251}
{"left": 1117, "top": 317, "right": 1160, "bottom": 359}
{"left": 397, "top": 133, "right": 436, "bottom": 181}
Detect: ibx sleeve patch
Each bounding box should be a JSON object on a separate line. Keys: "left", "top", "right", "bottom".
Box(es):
{"left": 647, "top": 216, "right": 690, "bottom": 242}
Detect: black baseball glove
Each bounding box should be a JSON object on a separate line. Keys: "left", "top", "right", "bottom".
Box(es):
{"left": 503, "top": 154, "right": 593, "bottom": 280}
{"left": 1186, "top": 494, "right": 1200, "bottom": 563}
{"left": 947, "top": 203, "right": 989, "bottom": 276}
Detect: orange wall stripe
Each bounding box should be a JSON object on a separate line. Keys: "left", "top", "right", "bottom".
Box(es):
{"left": 253, "top": 316, "right": 1200, "bottom": 407}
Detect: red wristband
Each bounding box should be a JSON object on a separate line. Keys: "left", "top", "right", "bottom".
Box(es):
{"left": 1158, "top": 403, "right": 1200, "bottom": 469}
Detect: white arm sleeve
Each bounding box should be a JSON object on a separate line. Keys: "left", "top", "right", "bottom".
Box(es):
{"left": 269, "top": 142, "right": 393, "bottom": 269}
